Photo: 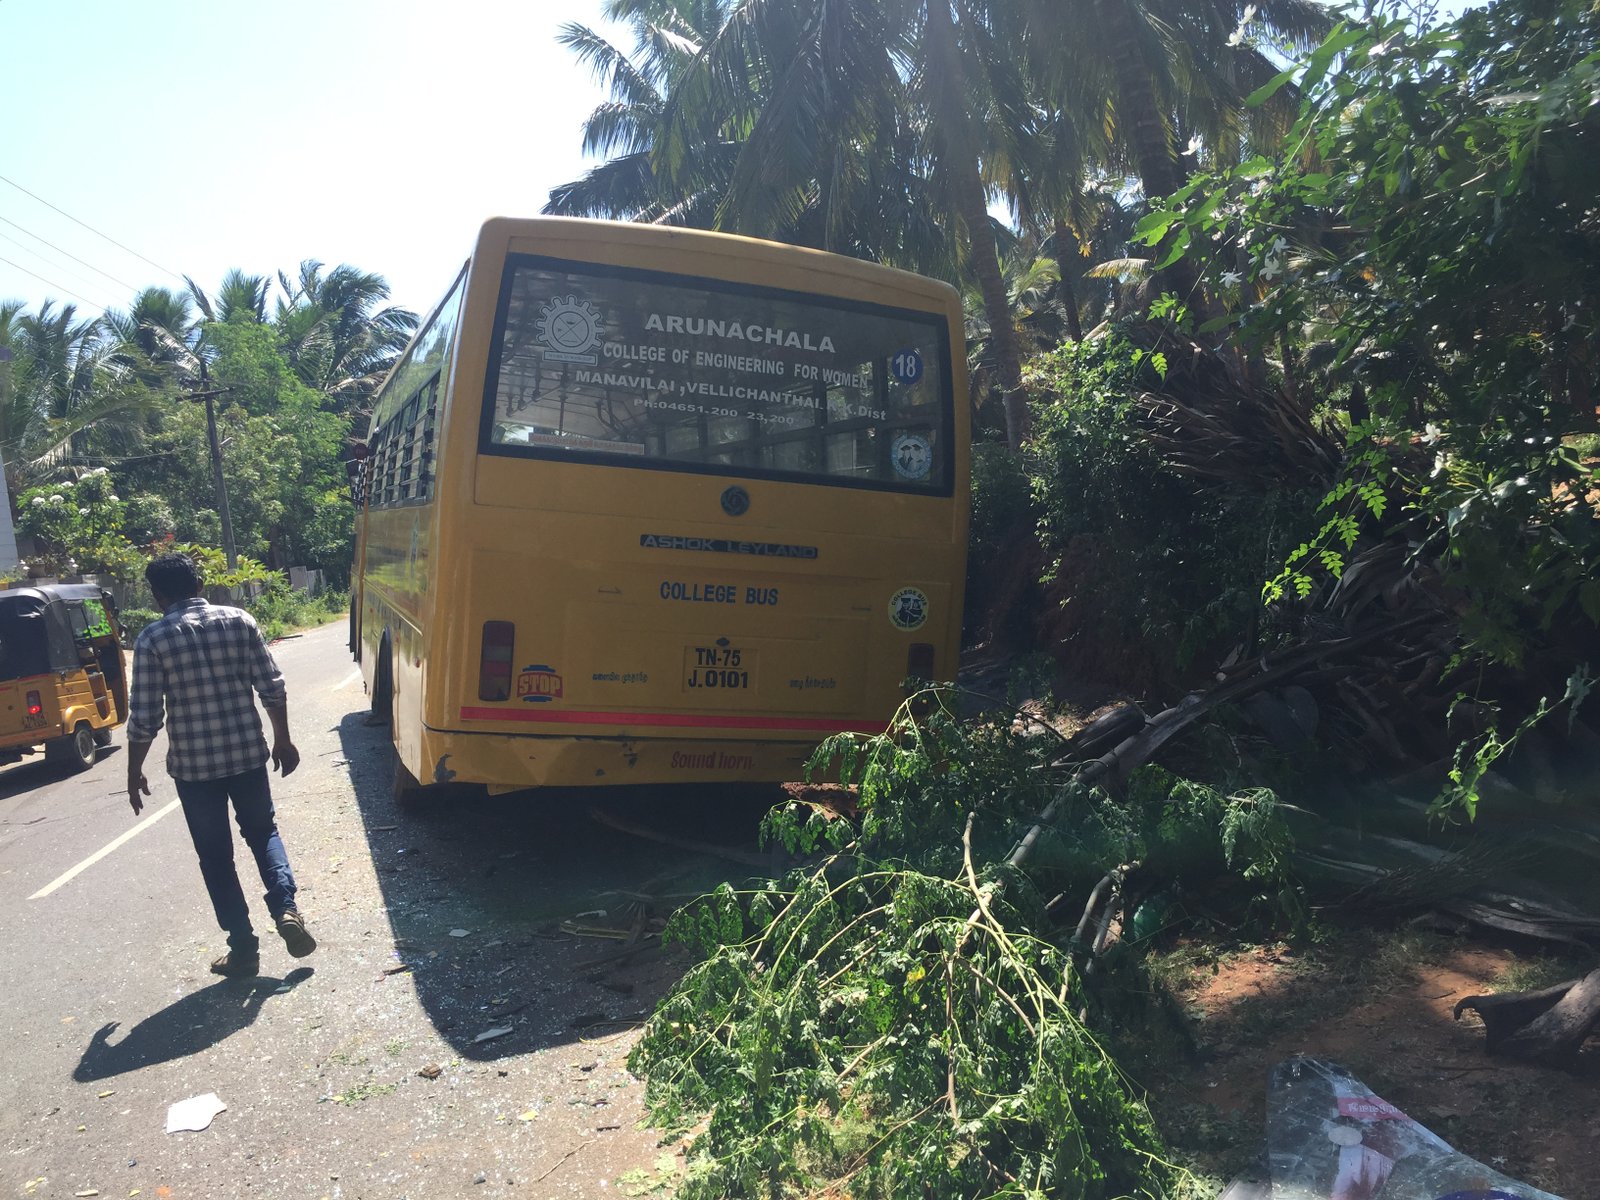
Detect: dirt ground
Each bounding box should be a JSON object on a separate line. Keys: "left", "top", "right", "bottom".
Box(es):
{"left": 1141, "top": 932, "right": 1600, "bottom": 1199}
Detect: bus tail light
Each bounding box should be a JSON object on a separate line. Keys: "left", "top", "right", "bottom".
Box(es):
{"left": 905, "top": 643, "right": 935, "bottom": 686}
{"left": 26, "top": 691, "right": 43, "bottom": 716}
{"left": 478, "top": 621, "right": 515, "bottom": 701}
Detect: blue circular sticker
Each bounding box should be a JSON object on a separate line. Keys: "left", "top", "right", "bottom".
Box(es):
{"left": 890, "top": 348, "right": 924, "bottom": 385}
{"left": 891, "top": 433, "right": 933, "bottom": 481}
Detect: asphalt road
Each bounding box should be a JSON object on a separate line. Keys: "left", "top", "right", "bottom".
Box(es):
{"left": 1, "top": 620, "right": 781, "bottom": 1200}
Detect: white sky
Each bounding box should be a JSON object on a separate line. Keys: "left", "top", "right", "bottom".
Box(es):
{"left": 0, "top": 0, "right": 623, "bottom": 320}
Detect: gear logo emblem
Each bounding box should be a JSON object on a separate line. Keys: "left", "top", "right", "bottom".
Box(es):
{"left": 537, "top": 295, "right": 602, "bottom": 363}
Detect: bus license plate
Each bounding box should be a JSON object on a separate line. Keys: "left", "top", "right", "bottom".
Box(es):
{"left": 685, "top": 644, "right": 755, "bottom": 691}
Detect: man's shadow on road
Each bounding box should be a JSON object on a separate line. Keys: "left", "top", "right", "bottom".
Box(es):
{"left": 73, "top": 966, "right": 314, "bottom": 1082}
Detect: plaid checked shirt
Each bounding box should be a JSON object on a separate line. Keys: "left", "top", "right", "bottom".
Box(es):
{"left": 126, "top": 598, "right": 288, "bottom": 781}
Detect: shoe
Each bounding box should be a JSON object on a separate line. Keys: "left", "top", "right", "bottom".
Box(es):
{"left": 276, "top": 909, "right": 317, "bottom": 958}
{"left": 211, "top": 951, "right": 260, "bottom": 977}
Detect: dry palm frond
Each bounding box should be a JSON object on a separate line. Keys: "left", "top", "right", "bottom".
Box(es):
{"left": 1086, "top": 256, "right": 1152, "bottom": 281}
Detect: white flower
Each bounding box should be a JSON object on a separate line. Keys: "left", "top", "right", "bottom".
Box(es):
{"left": 1270, "top": 236, "right": 1289, "bottom": 254}
{"left": 78, "top": 507, "right": 90, "bottom": 516}
{"left": 1186, "top": 133, "right": 1204, "bottom": 156}
{"left": 1421, "top": 423, "right": 1444, "bottom": 445}
{"left": 1432, "top": 451, "right": 1451, "bottom": 478}
{"left": 109, "top": 494, "right": 120, "bottom": 502}
{"left": 1226, "top": 6, "right": 1256, "bottom": 46}
{"left": 31, "top": 496, "right": 45, "bottom": 507}
{"left": 1261, "top": 258, "right": 1283, "bottom": 280}
{"left": 49, "top": 494, "right": 64, "bottom": 504}
{"left": 1220, "top": 270, "right": 1243, "bottom": 286}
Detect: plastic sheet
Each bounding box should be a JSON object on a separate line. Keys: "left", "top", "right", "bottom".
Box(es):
{"left": 1219, "top": 1057, "right": 1563, "bottom": 1200}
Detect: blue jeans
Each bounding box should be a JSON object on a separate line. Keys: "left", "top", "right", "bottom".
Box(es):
{"left": 176, "top": 766, "right": 297, "bottom": 955}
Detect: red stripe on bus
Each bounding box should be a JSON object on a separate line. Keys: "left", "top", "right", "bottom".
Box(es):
{"left": 458, "top": 706, "right": 886, "bottom": 733}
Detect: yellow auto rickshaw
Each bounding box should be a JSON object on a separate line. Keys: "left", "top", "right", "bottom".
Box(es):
{"left": 0, "top": 583, "right": 128, "bottom": 772}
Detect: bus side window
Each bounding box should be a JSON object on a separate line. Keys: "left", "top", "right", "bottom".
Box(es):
{"left": 418, "top": 377, "right": 440, "bottom": 500}
{"left": 370, "top": 426, "right": 393, "bottom": 509}
{"left": 398, "top": 395, "right": 421, "bottom": 501}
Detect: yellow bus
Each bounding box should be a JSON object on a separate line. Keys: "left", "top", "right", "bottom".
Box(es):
{"left": 351, "top": 217, "right": 968, "bottom": 799}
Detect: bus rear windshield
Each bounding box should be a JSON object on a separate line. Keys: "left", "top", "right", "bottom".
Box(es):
{"left": 481, "top": 256, "right": 953, "bottom": 493}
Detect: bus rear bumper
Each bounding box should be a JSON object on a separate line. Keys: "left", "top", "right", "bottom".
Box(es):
{"left": 418, "top": 726, "right": 823, "bottom": 791}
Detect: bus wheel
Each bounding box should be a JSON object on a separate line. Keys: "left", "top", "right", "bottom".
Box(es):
{"left": 371, "top": 640, "right": 394, "bottom": 721}
{"left": 46, "top": 722, "right": 98, "bottom": 773}
{"left": 92, "top": 727, "right": 114, "bottom": 748}
{"left": 392, "top": 751, "right": 429, "bottom": 808}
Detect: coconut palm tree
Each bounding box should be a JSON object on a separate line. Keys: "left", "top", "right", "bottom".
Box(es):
{"left": 188, "top": 269, "right": 271, "bottom": 325}
{"left": 0, "top": 300, "right": 160, "bottom": 494}
{"left": 548, "top": 3, "right": 963, "bottom": 272}
{"left": 272, "top": 261, "right": 417, "bottom": 412}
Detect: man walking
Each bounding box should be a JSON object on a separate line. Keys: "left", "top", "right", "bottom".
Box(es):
{"left": 125, "top": 552, "right": 316, "bottom": 977}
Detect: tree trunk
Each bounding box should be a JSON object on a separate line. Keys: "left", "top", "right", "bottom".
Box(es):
{"left": 923, "top": 0, "right": 1028, "bottom": 449}
{"left": 1457, "top": 968, "right": 1600, "bottom": 1067}
{"left": 1097, "top": 0, "right": 1204, "bottom": 304}
{"left": 1053, "top": 217, "right": 1085, "bottom": 342}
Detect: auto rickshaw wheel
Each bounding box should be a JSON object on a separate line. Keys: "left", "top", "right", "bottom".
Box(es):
{"left": 46, "top": 722, "right": 98, "bottom": 773}
{"left": 92, "top": 727, "right": 114, "bottom": 748}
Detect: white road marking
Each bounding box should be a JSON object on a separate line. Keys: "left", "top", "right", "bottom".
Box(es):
{"left": 333, "top": 668, "right": 362, "bottom": 691}
{"left": 28, "top": 799, "right": 182, "bottom": 900}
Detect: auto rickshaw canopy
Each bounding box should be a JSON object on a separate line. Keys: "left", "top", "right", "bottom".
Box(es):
{"left": 0, "top": 584, "right": 119, "bottom": 682}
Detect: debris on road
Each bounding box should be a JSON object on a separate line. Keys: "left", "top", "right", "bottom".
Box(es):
{"left": 473, "top": 1025, "right": 513, "bottom": 1044}
{"left": 588, "top": 803, "right": 772, "bottom": 867}
{"left": 449, "top": 928, "right": 471, "bottom": 938}
{"left": 164, "top": 1093, "right": 227, "bottom": 1134}
{"left": 417, "top": 1064, "right": 443, "bottom": 1079}
{"left": 1218, "top": 1057, "right": 1564, "bottom": 1199}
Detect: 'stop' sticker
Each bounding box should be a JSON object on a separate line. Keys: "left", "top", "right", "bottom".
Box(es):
{"left": 888, "top": 587, "right": 929, "bottom": 631}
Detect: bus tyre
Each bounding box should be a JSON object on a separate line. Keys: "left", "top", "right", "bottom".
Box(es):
{"left": 393, "top": 752, "right": 428, "bottom": 808}
{"left": 47, "top": 722, "right": 98, "bottom": 773}
{"left": 371, "top": 641, "right": 393, "bottom": 721}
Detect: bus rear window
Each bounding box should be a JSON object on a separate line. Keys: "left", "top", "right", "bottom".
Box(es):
{"left": 481, "top": 256, "right": 953, "bottom": 493}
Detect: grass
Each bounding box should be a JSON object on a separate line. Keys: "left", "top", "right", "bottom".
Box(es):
{"left": 1495, "top": 952, "right": 1588, "bottom": 994}
{"left": 249, "top": 584, "right": 348, "bottom": 642}
{"left": 334, "top": 1078, "right": 398, "bottom": 1106}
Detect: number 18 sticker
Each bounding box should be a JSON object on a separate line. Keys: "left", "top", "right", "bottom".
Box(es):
{"left": 891, "top": 348, "right": 924, "bottom": 385}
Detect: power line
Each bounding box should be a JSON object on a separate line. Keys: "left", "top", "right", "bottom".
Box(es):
{"left": 0, "top": 211, "right": 143, "bottom": 293}
{"left": 0, "top": 171, "right": 184, "bottom": 283}
{"left": 0, "top": 228, "right": 130, "bottom": 304}
{"left": 0, "top": 251, "right": 113, "bottom": 310}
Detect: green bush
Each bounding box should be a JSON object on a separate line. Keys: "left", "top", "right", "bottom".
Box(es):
{"left": 629, "top": 702, "right": 1300, "bottom": 1200}
{"left": 1026, "top": 336, "right": 1315, "bottom": 675}
{"left": 244, "top": 579, "right": 348, "bottom": 641}
{"left": 118, "top": 608, "right": 161, "bottom": 642}
{"left": 964, "top": 439, "right": 1039, "bottom": 641}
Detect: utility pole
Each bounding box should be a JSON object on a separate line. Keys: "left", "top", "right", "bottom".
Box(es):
{"left": 0, "top": 347, "right": 18, "bottom": 576}
{"left": 186, "top": 364, "right": 238, "bottom": 570}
